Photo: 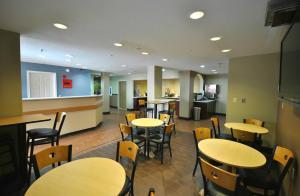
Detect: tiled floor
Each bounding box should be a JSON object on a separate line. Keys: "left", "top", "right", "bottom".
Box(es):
{"left": 34, "top": 109, "right": 226, "bottom": 196}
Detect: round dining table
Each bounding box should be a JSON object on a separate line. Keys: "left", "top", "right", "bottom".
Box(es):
{"left": 224, "top": 122, "right": 269, "bottom": 134}
{"left": 132, "top": 118, "right": 164, "bottom": 157}
{"left": 25, "top": 157, "right": 126, "bottom": 196}
{"left": 198, "top": 138, "right": 266, "bottom": 169}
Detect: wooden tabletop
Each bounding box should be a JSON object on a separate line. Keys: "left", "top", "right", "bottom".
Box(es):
{"left": 147, "top": 99, "right": 169, "bottom": 104}
{"left": 224, "top": 122, "right": 269, "bottom": 134}
{"left": 198, "top": 139, "right": 266, "bottom": 169}
{"left": 25, "top": 158, "right": 126, "bottom": 196}
{"left": 0, "top": 114, "right": 50, "bottom": 127}
{"left": 132, "top": 118, "right": 164, "bottom": 128}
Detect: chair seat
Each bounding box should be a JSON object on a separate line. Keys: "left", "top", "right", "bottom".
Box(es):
{"left": 124, "top": 135, "right": 145, "bottom": 144}
{"left": 27, "top": 128, "right": 58, "bottom": 139}
{"left": 240, "top": 164, "right": 280, "bottom": 189}
{"left": 150, "top": 134, "right": 170, "bottom": 143}
{"left": 119, "top": 175, "right": 132, "bottom": 196}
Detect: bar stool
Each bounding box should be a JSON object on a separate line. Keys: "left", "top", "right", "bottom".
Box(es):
{"left": 138, "top": 99, "right": 153, "bottom": 118}
{"left": 26, "top": 112, "right": 66, "bottom": 180}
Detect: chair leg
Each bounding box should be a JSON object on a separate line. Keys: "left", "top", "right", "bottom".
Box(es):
{"left": 161, "top": 144, "right": 164, "bottom": 164}
{"left": 168, "top": 142, "right": 172, "bottom": 157}
{"left": 130, "top": 184, "right": 134, "bottom": 196}
{"left": 264, "top": 189, "right": 268, "bottom": 196}
{"left": 28, "top": 138, "right": 35, "bottom": 182}
{"left": 192, "top": 158, "right": 199, "bottom": 176}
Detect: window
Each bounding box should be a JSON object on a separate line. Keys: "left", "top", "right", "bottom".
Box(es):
{"left": 27, "top": 71, "right": 57, "bottom": 98}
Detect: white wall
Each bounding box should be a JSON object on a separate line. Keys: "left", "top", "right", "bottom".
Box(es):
{"left": 205, "top": 74, "right": 228, "bottom": 114}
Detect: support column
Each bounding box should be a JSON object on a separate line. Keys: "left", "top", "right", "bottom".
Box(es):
{"left": 179, "top": 71, "right": 196, "bottom": 119}
{"left": 101, "top": 72, "right": 110, "bottom": 114}
{"left": 147, "top": 65, "right": 162, "bottom": 100}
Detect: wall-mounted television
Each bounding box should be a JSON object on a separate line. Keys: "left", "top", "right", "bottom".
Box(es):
{"left": 279, "top": 20, "right": 300, "bottom": 104}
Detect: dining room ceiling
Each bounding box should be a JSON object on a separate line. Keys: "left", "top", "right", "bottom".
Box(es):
{"left": 0, "top": 0, "right": 287, "bottom": 75}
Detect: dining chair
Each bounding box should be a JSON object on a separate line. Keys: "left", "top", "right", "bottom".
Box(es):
{"left": 150, "top": 114, "right": 171, "bottom": 136}
{"left": 116, "top": 141, "right": 139, "bottom": 196}
{"left": 27, "top": 112, "right": 67, "bottom": 179}
{"left": 158, "top": 101, "right": 176, "bottom": 134}
{"left": 119, "top": 123, "right": 145, "bottom": 148}
{"left": 199, "top": 158, "right": 249, "bottom": 196}
{"left": 150, "top": 123, "right": 174, "bottom": 164}
{"left": 148, "top": 188, "right": 155, "bottom": 196}
{"left": 231, "top": 128, "right": 257, "bottom": 146}
{"left": 138, "top": 99, "right": 153, "bottom": 118}
{"left": 125, "top": 113, "right": 145, "bottom": 135}
{"left": 32, "top": 145, "right": 72, "bottom": 179}
{"left": 243, "top": 118, "right": 265, "bottom": 145}
{"left": 241, "top": 146, "right": 294, "bottom": 196}
{"left": 211, "top": 117, "right": 233, "bottom": 140}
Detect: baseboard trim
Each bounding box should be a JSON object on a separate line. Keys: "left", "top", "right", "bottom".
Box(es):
{"left": 178, "top": 116, "right": 192, "bottom": 120}
{"left": 110, "top": 106, "right": 118, "bottom": 109}
{"left": 103, "top": 111, "right": 111, "bottom": 115}
{"left": 61, "top": 121, "right": 103, "bottom": 138}
{"left": 214, "top": 113, "right": 226, "bottom": 116}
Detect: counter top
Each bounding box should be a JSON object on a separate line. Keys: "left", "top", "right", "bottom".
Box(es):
{"left": 133, "top": 96, "right": 147, "bottom": 98}
{"left": 23, "top": 95, "right": 102, "bottom": 101}
{"left": 0, "top": 114, "right": 51, "bottom": 127}
{"left": 194, "top": 100, "right": 216, "bottom": 103}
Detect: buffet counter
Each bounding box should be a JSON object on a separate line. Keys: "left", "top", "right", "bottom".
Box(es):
{"left": 22, "top": 95, "right": 103, "bottom": 135}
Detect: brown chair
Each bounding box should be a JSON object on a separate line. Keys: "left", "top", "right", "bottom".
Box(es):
{"left": 125, "top": 113, "right": 145, "bottom": 135}
{"left": 231, "top": 129, "right": 257, "bottom": 146}
{"left": 192, "top": 127, "right": 212, "bottom": 176}
{"left": 119, "top": 124, "right": 145, "bottom": 148}
{"left": 32, "top": 145, "right": 72, "bottom": 179}
{"left": 199, "top": 158, "right": 248, "bottom": 195}
{"left": 159, "top": 113, "right": 170, "bottom": 125}
{"left": 27, "top": 112, "right": 67, "bottom": 179}
{"left": 150, "top": 113, "right": 171, "bottom": 135}
{"left": 138, "top": 99, "right": 153, "bottom": 118}
{"left": 148, "top": 188, "right": 155, "bottom": 196}
{"left": 211, "top": 117, "right": 233, "bottom": 140}
{"left": 116, "top": 141, "right": 139, "bottom": 196}
{"left": 241, "top": 146, "right": 294, "bottom": 196}
{"left": 158, "top": 101, "right": 176, "bottom": 134}
{"left": 150, "top": 123, "right": 174, "bottom": 164}
{"left": 243, "top": 118, "right": 265, "bottom": 145}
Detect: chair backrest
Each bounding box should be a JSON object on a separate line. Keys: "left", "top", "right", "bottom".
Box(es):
{"left": 119, "top": 123, "right": 133, "bottom": 141}
{"left": 125, "top": 113, "right": 137, "bottom": 125}
{"left": 243, "top": 118, "right": 264, "bottom": 127}
{"left": 159, "top": 113, "right": 170, "bottom": 125}
{"left": 231, "top": 129, "right": 257, "bottom": 143}
{"left": 200, "top": 158, "right": 239, "bottom": 193}
{"left": 148, "top": 188, "right": 155, "bottom": 196}
{"left": 116, "top": 141, "right": 139, "bottom": 182}
{"left": 138, "top": 99, "right": 146, "bottom": 107}
{"left": 193, "top": 128, "right": 212, "bottom": 155}
{"left": 52, "top": 112, "right": 67, "bottom": 133}
{"left": 162, "top": 123, "right": 174, "bottom": 141}
{"left": 32, "top": 145, "right": 72, "bottom": 179}
{"left": 211, "top": 117, "right": 220, "bottom": 137}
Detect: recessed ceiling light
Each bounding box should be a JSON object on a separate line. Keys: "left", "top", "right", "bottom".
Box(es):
{"left": 221, "top": 49, "right": 232, "bottom": 53}
{"left": 162, "top": 68, "right": 166, "bottom": 72}
{"left": 65, "top": 69, "right": 70, "bottom": 73}
{"left": 128, "top": 72, "right": 131, "bottom": 75}
{"left": 65, "top": 54, "right": 73, "bottom": 58}
{"left": 121, "top": 64, "right": 127, "bottom": 67}
{"left": 200, "top": 65, "right": 205, "bottom": 68}
{"left": 65, "top": 59, "right": 71, "bottom": 62}
{"left": 190, "top": 11, "right": 205, "bottom": 20}
{"left": 162, "top": 58, "right": 168, "bottom": 62}
{"left": 214, "top": 72, "right": 218, "bottom": 74}
{"left": 76, "top": 63, "right": 81, "bottom": 66}
{"left": 141, "top": 52, "right": 149, "bottom": 55}
{"left": 114, "top": 43, "right": 123, "bottom": 47}
{"left": 53, "top": 23, "right": 68, "bottom": 30}
{"left": 82, "top": 66, "right": 88, "bottom": 69}
{"left": 211, "top": 69, "right": 217, "bottom": 72}
{"left": 210, "top": 36, "right": 222, "bottom": 41}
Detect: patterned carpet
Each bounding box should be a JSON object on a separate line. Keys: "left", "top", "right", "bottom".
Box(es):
{"left": 76, "top": 130, "right": 203, "bottom": 196}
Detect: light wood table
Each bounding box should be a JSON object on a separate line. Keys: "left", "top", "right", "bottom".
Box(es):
{"left": 224, "top": 122, "right": 269, "bottom": 134}
{"left": 132, "top": 118, "right": 164, "bottom": 157}
{"left": 147, "top": 99, "right": 169, "bottom": 118}
{"left": 198, "top": 138, "right": 266, "bottom": 169}
{"left": 25, "top": 157, "right": 126, "bottom": 196}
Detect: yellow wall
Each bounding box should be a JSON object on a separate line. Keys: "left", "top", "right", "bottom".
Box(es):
{"left": 0, "top": 29, "right": 22, "bottom": 117}
{"left": 226, "top": 53, "right": 279, "bottom": 146}
{"left": 134, "top": 80, "right": 147, "bottom": 96}
{"left": 162, "top": 79, "right": 180, "bottom": 96}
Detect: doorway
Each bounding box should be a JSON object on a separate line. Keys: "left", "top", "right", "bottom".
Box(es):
{"left": 119, "top": 81, "right": 127, "bottom": 110}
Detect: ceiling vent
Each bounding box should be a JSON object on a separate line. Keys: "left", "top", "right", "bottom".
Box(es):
{"left": 265, "top": 0, "right": 300, "bottom": 27}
